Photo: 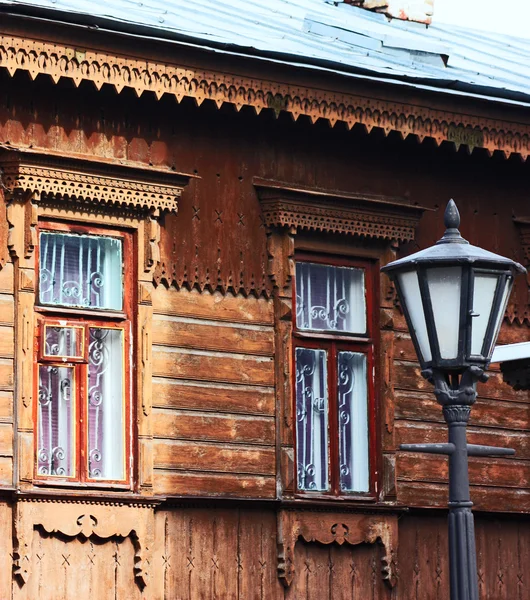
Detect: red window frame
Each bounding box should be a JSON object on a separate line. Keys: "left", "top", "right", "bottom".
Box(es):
{"left": 292, "top": 252, "right": 379, "bottom": 499}
{"left": 34, "top": 221, "right": 134, "bottom": 488}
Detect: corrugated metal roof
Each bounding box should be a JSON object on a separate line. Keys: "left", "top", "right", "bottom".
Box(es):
{"left": 2, "top": 0, "right": 530, "bottom": 104}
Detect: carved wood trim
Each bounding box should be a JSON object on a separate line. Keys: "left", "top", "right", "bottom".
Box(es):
{"left": 0, "top": 150, "right": 190, "bottom": 214}
{"left": 2, "top": 160, "right": 167, "bottom": 497}
{"left": 13, "top": 497, "right": 157, "bottom": 589}
{"left": 255, "top": 179, "right": 428, "bottom": 244}
{"left": 277, "top": 509, "right": 398, "bottom": 588}
{"left": 508, "top": 218, "right": 530, "bottom": 325}
{"left": 1, "top": 33, "right": 530, "bottom": 159}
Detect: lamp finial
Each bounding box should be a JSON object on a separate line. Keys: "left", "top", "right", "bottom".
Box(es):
{"left": 437, "top": 199, "right": 468, "bottom": 245}
{"left": 444, "top": 199, "right": 460, "bottom": 229}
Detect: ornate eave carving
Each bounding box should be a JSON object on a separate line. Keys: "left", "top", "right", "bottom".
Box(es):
{"left": 0, "top": 149, "right": 191, "bottom": 213}
{"left": 255, "top": 178, "right": 428, "bottom": 243}
{"left": 1, "top": 33, "right": 530, "bottom": 159}
{"left": 277, "top": 509, "right": 398, "bottom": 588}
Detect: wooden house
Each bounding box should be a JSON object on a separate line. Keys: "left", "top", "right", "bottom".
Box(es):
{"left": 0, "top": 1, "right": 529, "bottom": 598}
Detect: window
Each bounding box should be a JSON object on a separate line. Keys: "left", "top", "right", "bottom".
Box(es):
{"left": 35, "top": 224, "right": 132, "bottom": 484}
{"left": 293, "top": 257, "right": 376, "bottom": 495}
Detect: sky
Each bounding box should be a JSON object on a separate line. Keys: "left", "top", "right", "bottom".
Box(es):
{"left": 434, "top": 0, "right": 530, "bottom": 39}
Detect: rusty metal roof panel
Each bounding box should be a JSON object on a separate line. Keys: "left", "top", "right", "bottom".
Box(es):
{"left": 2, "top": 0, "right": 530, "bottom": 103}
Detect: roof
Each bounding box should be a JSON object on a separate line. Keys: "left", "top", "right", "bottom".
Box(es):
{"left": 1, "top": 0, "right": 530, "bottom": 106}
{"left": 491, "top": 342, "right": 530, "bottom": 364}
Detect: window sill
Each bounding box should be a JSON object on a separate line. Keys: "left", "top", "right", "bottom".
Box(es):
{"left": 34, "top": 305, "right": 128, "bottom": 321}
{"left": 32, "top": 479, "right": 132, "bottom": 492}
{"left": 283, "top": 496, "right": 407, "bottom": 513}
{"left": 293, "top": 330, "right": 373, "bottom": 344}
{"left": 16, "top": 488, "right": 164, "bottom": 507}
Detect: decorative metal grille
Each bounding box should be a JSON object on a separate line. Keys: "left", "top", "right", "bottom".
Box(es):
{"left": 337, "top": 352, "right": 369, "bottom": 492}
{"left": 295, "top": 347, "right": 329, "bottom": 491}
{"left": 87, "top": 327, "right": 125, "bottom": 480}
{"left": 37, "top": 365, "right": 75, "bottom": 476}
{"left": 39, "top": 232, "right": 123, "bottom": 310}
{"left": 44, "top": 325, "right": 83, "bottom": 358}
{"left": 295, "top": 262, "right": 366, "bottom": 334}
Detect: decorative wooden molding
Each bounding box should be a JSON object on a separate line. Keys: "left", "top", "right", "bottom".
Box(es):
{"left": 0, "top": 148, "right": 192, "bottom": 283}
{"left": 144, "top": 212, "right": 161, "bottom": 273}
{"left": 255, "top": 179, "right": 428, "bottom": 244}
{"left": 140, "top": 312, "right": 152, "bottom": 418}
{"left": 0, "top": 149, "right": 190, "bottom": 214}
{"left": 1, "top": 34, "right": 530, "bottom": 159}
{"left": 507, "top": 218, "right": 530, "bottom": 325}
{"left": 13, "top": 497, "right": 157, "bottom": 589}
{"left": 277, "top": 509, "right": 398, "bottom": 588}
{"left": 515, "top": 218, "right": 530, "bottom": 265}
{"left": 5, "top": 192, "right": 38, "bottom": 260}
{"left": 266, "top": 228, "right": 295, "bottom": 295}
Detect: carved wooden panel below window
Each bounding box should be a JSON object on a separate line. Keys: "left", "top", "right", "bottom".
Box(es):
{"left": 277, "top": 508, "right": 398, "bottom": 588}
{"left": 13, "top": 496, "right": 159, "bottom": 590}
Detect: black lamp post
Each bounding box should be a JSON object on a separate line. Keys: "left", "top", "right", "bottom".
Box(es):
{"left": 382, "top": 200, "right": 526, "bottom": 600}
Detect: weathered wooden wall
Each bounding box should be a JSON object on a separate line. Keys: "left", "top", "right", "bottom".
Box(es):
{"left": 0, "top": 503, "right": 528, "bottom": 599}
{"left": 0, "top": 259, "right": 14, "bottom": 488}
{"left": 0, "top": 65, "right": 529, "bottom": 505}
{"left": 1, "top": 35, "right": 530, "bottom": 599}
{"left": 151, "top": 287, "right": 276, "bottom": 497}
{"left": 391, "top": 312, "right": 530, "bottom": 512}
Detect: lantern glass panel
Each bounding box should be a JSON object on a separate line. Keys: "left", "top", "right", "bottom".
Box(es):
{"left": 470, "top": 273, "right": 499, "bottom": 356}
{"left": 426, "top": 266, "right": 462, "bottom": 360}
{"left": 487, "top": 276, "right": 513, "bottom": 357}
{"left": 397, "top": 271, "right": 432, "bottom": 363}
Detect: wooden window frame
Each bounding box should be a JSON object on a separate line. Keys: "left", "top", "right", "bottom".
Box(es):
{"left": 292, "top": 251, "right": 379, "bottom": 500}
{"left": 33, "top": 220, "right": 135, "bottom": 489}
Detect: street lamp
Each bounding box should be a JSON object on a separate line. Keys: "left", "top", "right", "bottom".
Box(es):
{"left": 382, "top": 200, "right": 525, "bottom": 600}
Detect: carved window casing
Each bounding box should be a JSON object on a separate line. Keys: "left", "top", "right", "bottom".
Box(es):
{"left": 293, "top": 256, "right": 377, "bottom": 496}
{"left": 0, "top": 150, "right": 190, "bottom": 589}
{"left": 0, "top": 150, "right": 188, "bottom": 491}
{"left": 254, "top": 178, "right": 428, "bottom": 498}
{"left": 35, "top": 223, "right": 133, "bottom": 485}
{"left": 255, "top": 179, "right": 427, "bottom": 588}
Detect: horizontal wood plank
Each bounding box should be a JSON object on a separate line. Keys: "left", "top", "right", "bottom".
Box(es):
{"left": 397, "top": 453, "right": 530, "bottom": 489}
{"left": 0, "top": 263, "right": 13, "bottom": 294}
{"left": 394, "top": 389, "right": 530, "bottom": 431}
{"left": 0, "top": 392, "right": 12, "bottom": 421}
{"left": 0, "top": 360, "right": 13, "bottom": 392}
{"left": 395, "top": 421, "right": 530, "bottom": 459}
{"left": 153, "top": 347, "right": 274, "bottom": 387}
{"left": 0, "top": 456, "right": 11, "bottom": 486}
{"left": 497, "top": 323, "right": 530, "bottom": 346}
{"left": 393, "top": 332, "right": 419, "bottom": 363}
{"left": 0, "top": 327, "right": 13, "bottom": 359}
{"left": 153, "top": 287, "right": 274, "bottom": 325}
{"left": 398, "top": 481, "right": 530, "bottom": 513}
{"left": 153, "top": 409, "right": 275, "bottom": 446}
{"left": 154, "top": 440, "right": 275, "bottom": 475}
{"left": 153, "top": 470, "right": 276, "bottom": 498}
{"left": 0, "top": 296, "right": 14, "bottom": 327}
{"left": 152, "top": 316, "right": 274, "bottom": 356}
{"left": 0, "top": 424, "right": 12, "bottom": 457}
{"left": 152, "top": 379, "right": 275, "bottom": 416}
